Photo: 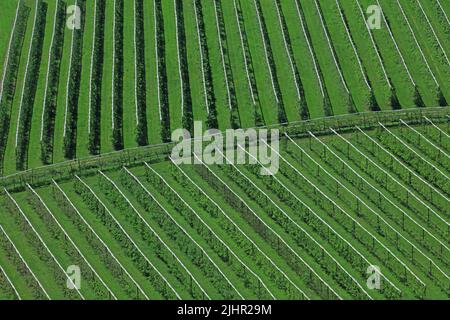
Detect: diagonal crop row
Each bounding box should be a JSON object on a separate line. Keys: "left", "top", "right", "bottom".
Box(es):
{"left": 287, "top": 134, "right": 449, "bottom": 269}
{"left": 293, "top": 0, "right": 332, "bottom": 116}
{"left": 120, "top": 167, "right": 244, "bottom": 299}
{"left": 26, "top": 184, "right": 115, "bottom": 299}
{"left": 51, "top": 180, "right": 148, "bottom": 299}
{"left": 213, "top": 151, "right": 382, "bottom": 300}
{"left": 144, "top": 164, "right": 275, "bottom": 299}
{"left": 398, "top": 120, "right": 449, "bottom": 170}
{"left": 303, "top": 133, "right": 449, "bottom": 261}
{"left": 73, "top": 176, "right": 181, "bottom": 299}
{"left": 97, "top": 170, "right": 210, "bottom": 299}
{"left": 261, "top": 137, "right": 430, "bottom": 296}
{"left": 278, "top": 137, "right": 446, "bottom": 295}
{"left": 413, "top": 0, "right": 449, "bottom": 66}
{"left": 331, "top": 127, "right": 449, "bottom": 237}
{"left": 2, "top": 189, "right": 83, "bottom": 299}
{"left": 358, "top": 126, "right": 449, "bottom": 206}
{"left": 371, "top": 0, "right": 415, "bottom": 88}
{"left": 0, "top": 224, "right": 49, "bottom": 299}
{"left": 334, "top": 0, "right": 380, "bottom": 111}
{"left": 274, "top": 0, "right": 308, "bottom": 119}
{"left": 238, "top": 143, "right": 405, "bottom": 299}
{"left": 419, "top": 118, "right": 450, "bottom": 150}
{"left": 314, "top": 0, "right": 356, "bottom": 114}
{"left": 377, "top": 123, "right": 449, "bottom": 185}
{"left": 352, "top": 0, "right": 401, "bottom": 109}
{"left": 111, "top": 0, "right": 124, "bottom": 150}
{"left": 192, "top": 156, "right": 341, "bottom": 300}
{"left": 319, "top": 131, "right": 449, "bottom": 291}
{"left": 394, "top": 0, "right": 439, "bottom": 88}
{"left": 392, "top": 0, "right": 448, "bottom": 106}
{"left": 169, "top": 160, "right": 308, "bottom": 299}
{"left": 0, "top": 264, "right": 20, "bottom": 299}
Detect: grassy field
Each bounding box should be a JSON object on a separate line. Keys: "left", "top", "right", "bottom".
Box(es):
{"left": 0, "top": 0, "right": 448, "bottom": 300}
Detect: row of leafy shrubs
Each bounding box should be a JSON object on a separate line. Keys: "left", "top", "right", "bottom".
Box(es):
{"left": 342, "top": 133, "right": 448, "bottom": 213}
{"left": 0, "top": 266, "right": 17, "bottom": 299}
{"left": 64, "top": 0, "right": 86, "bottom": 159}
{"left": 175, "top": 0, "right": 194, "bottom": 133}
{"left": 334, "top": 134, "right": 441, "bottom": 221}
{"left": 134, "top": 0, "right": 148, "bottom": 146}
{"left": 234, "top": 0, "right": 264, "bottom": 126}
{"left": 112, "top": 0, "right": 124, "bottom": 151}
{"left": 174, "top": 0, "right": 194, "bottom": 133}
{"left": 41, "top": 0, "right": 66, "bottom": 165}
{"left": 88, "top": 0, "right": 106, "bottom": 155}
{"left": 155, "top": 0, "right": 171, "bottom": 142}
{"left": 0, "top": 2, "right": 29, "bottom": 175}
{"left": 16, "top": 1, "right": 47, "bottom": 172}
{"left": 194, "top": 0, "right": 218, "bottom": 129}
{"left": 372, "top": 132, "right": 448, "bottom": 199}
{"left": 0, "top": 259, "right": 19, "bottom": 299}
